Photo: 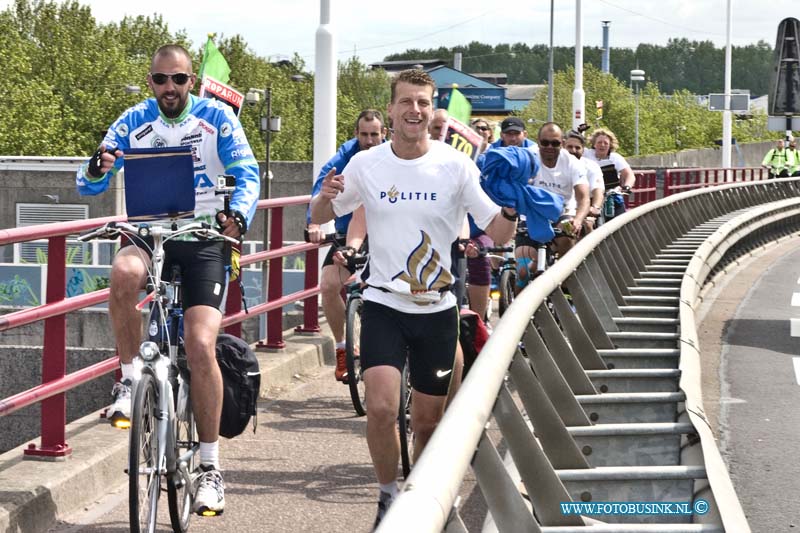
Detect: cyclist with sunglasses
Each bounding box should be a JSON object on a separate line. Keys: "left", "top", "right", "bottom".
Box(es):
{"left": 513, "top": 122, "right": 589, "bottom": 287}
{"left": 76, "top": 43, "right": 260, "bottom": 517}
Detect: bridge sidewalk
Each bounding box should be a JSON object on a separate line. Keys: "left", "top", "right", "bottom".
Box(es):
{"left": 0, "top": 321, "right": 335, "bottom": 533}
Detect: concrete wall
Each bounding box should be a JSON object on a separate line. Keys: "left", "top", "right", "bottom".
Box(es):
{"left": 627, "top": 141, "right": 773, "bottom": 169}
{"left": 0, "top": 305, "right": 303, "bottom": 453}
{"left": 0, "top": 345, "right": 117, "bottom": 454}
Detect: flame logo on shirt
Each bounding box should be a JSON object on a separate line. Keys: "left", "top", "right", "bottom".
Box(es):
{"left": 386, "top": 185, "right": 399, "bottom": 202}
{"left": 392, "top": 230, "right": 453, "bottom": 295}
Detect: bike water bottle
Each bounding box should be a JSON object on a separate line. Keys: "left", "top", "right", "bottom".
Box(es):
{"left": 604, "top": 195, "right": 615, "bottom": 218}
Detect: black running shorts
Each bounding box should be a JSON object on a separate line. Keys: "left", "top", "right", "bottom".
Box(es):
{"left": 360, "top": 300, "right": 459, "bottom": 396}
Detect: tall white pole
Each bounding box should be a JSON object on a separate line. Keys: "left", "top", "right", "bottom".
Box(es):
{"left": 314, "top": 0, "right": 336, "bottom": 181}
{"left": 722, "top": 0, "right": 733, "bottom": 171}
{"left": 572, "top": 0, "right": 585, "bottom": 130}
{"left": 547, "top": 0, "right": 554, "bottom": 122}
{"left": 314, "top": 0, "right": 337, "bottom": 269}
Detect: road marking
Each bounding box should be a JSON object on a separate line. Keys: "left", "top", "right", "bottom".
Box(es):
{"left": 794, "top": 358, "right": 800, "bottom": 386}
{"left": 793, "top": 293, "right": 800, "bottom": 306}
{"left": 793, "top": 318, "right": 800, "bottom": 337}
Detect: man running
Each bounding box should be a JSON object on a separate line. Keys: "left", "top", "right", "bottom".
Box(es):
{"left": 310, "top": 69, "right": 516, "bottom": 529}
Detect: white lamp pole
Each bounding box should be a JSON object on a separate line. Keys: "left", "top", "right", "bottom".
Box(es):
{"left": 314, "top": 0, "right": 336, "bottom": 182}
{"left": 547, "top": 0, "right": 554, "bottom": 122}
{"left": 722, "top": 0, "right": 733, "bottom": 172}
{"left": 572, "top": 0, "right": 585, "bottom": 130}
{"left": 631, "top": 69, "right": 645, "bottom": 156}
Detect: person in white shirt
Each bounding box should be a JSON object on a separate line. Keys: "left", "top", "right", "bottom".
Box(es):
{"left": 564, "top": 128, "right": 604, "bottom": 234}
{"left": 513, "top": 123, "right": 589, "bottom": 288}
{"left": 584, "top": 127, "right": 635, "bottom": 220}
{"left": 310, "top": 69, "right": 516, "bottom": 529}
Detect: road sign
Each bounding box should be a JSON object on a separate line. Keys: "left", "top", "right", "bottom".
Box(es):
{"left": 769, "top": 18, "right": 800, "bottom": 116}
{"left": 708, "top": 93, "right": 750, "bottom": 112}
{"left": 767, "top": 116, "right": 800, "bottom": 131}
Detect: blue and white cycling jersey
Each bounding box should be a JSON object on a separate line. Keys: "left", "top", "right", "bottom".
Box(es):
{"left": 76, "top": 94, "right": 260, "bottom": 231}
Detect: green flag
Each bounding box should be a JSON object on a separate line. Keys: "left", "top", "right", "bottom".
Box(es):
{"left": 447, "top": 85, "right": 471, "bottom": 125}
{"left": 198, "top": 35, "right": 231, "bottom": 84}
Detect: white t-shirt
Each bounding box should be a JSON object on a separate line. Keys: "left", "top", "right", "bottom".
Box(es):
{"left": 332, "top": 141, "right": 500, "bottom": 314}
{"left": 529, "top": 148, "right": 589, "bottom": 216}
{"left": 584, "top": 149, "right": 630, "bottom": 188}
{"left": 580, "top": 157, "right": 604, "bottom": 192}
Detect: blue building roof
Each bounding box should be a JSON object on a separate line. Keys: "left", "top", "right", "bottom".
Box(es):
{"left": 428, "top": 65, "right": 535, "bottom": 113}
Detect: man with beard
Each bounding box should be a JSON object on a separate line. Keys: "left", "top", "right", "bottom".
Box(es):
{"left": 513, "top": 122, "right": 589, "bottom": 288}
{"left": 76, "top": 44, "right": 260, "bottom": 516}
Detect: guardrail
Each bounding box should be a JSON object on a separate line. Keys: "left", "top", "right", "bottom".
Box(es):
{"left": 380, "top": 178, "right": 800, "bottom": 532}
{"left": 0, "top": 195, "right": 321, "bottom": 458}
{"left": 627, "top": 170, "right": 658, "bottom": 208}
{"left": 663, "top": 166, "right": 769, "bottom": 196}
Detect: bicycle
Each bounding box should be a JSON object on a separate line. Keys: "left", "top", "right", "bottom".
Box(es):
{"left": 303, "top": 230, "right": 369, "bottom": 416}
{"left": 497, "top": 220, "right": 565, "bottom": 315}
{"left": 80, "top": 216, "right": 238, "bottom": 533}
{"left": 590, "top": 185, "right": 631, "bottom": 227}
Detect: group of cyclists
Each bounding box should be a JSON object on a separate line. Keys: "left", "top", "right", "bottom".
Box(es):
{"left": 77, "top": 42, "right": 635, "bottom": 531}
{"left": 309, "top": 74, "right": 636, "bottom": 527}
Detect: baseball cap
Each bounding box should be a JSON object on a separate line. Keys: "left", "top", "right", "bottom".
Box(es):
{"left": 501, "top": 117, "right": 525, "bottom": 133}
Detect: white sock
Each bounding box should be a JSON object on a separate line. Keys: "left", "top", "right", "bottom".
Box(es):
{"left": 336, "top": 341, "right": 346, "bottom": 350}
{"left": 199, "top": 441, "right": 220, "bottom": 469}
{"left": 379, "top": 481, "right": 398, "bottom": 499}
{"left": 120, "top": 363, "right": 135, "bottom": 382}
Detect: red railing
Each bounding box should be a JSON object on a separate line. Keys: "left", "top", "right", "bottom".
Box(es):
{"left": 663, "top": 167, "right": 769, "bottom": 196}
{"left": 627, "top": 170, "right": 658, "bottom": 208}
{"left": 0, "top": 196, "right": 321, "bottom": 458}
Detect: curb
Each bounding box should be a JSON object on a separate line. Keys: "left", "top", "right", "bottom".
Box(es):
{"left": 0, "top": 321, "right": 333, "bottom": 533}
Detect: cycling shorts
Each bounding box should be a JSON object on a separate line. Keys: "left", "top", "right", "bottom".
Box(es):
{"left": 360, "top": 301, "right": 459, "bottom": 396}
{"left": 122, "top": 238, "right": 227, "bottom": 311}
{"left": 466, "top": 234, "right": 493, "bottom": 286}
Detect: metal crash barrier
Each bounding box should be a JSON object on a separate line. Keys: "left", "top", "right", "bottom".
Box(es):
{"left": 379, "top": 178, "right": 800, "bottom": 532}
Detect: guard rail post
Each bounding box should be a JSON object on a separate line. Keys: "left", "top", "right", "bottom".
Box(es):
{"left": 24, "top": 235, "right": 71, "bottom": 459}
{"left": 265, "top": 206, "right": 286, "bottom": 349}
{"left": 295, "top": 247, "right": 321, "bottom": 334}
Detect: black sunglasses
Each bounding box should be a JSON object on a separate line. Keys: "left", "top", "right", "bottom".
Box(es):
{"left": 475, "top": 126, "right": 490, "bottom": 131}
{"left": 151, "top": 72, "right": 192, "bottom": 85}
{"left": 538, "top": 139, "right": 562, "bottom": 147}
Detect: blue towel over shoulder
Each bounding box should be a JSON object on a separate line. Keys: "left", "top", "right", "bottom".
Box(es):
{"left": 479, "top": 146, "right": 564, "bottom": 242}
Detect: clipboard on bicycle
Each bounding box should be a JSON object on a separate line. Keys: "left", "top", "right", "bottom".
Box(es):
{"left": 123, "top": 146, "right": 195, "bottom": 221}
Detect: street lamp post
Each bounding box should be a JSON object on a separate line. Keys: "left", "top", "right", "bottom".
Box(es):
{"left": 245, "top": 87, "right": 281, "bottom": 340}
{"left": 630, "top": 69, "right": 645, "bottom": 156}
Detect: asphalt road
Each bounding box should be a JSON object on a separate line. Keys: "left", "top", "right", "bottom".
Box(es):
{"left": 718, "top": 243, "right": 800, "bottom": 531}
{"left": 47, "top": 366, "right": 391, "bottom": 533}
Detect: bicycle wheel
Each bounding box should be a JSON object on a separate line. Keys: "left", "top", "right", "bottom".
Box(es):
{"left": 345, "top": 296, "right": 366, "bottom": 416}
{"left": 167, "top": 381, "right": 197, "bottom": 533}
{"left": 498, "top": 268, "right": 516, "bottom": 317}
{"left": 129, "top": 372, "right": 161, "bottom": 533}
{"left": 398, "top": 364, "right": 412, "bottom": 479}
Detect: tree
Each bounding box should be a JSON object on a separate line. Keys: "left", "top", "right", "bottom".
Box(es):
{"left": 521, "top": 64, "right": 770, "bottom": 156}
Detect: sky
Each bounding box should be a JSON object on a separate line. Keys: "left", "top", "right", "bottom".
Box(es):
{"left": 2, "top": 0, "right": 793, "bottom": 69}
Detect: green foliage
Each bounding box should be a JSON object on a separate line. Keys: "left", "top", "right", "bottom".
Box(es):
{"left": 522, "top": 64, "right": 769, "bottom": 156}
{"left": 0, "top": 1, "right": 395, "bottom": 161}
{"left": 0, "top": 1, "right": 775, "bottom": 161}
{"left": 387, "top": 38, "right": 775, "bottom": 96}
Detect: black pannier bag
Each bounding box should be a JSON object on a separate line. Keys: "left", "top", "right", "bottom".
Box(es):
{"left": 215, "top": 334, "right": 261, "bottom": 438}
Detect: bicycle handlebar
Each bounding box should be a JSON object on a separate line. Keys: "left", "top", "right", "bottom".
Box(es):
{"left": 78, "top": 220, "right": 241, "bottom": 246}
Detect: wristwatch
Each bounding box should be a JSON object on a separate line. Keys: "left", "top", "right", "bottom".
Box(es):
{"left": 501, "top": 208, "right": 518, "bottom": 221}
